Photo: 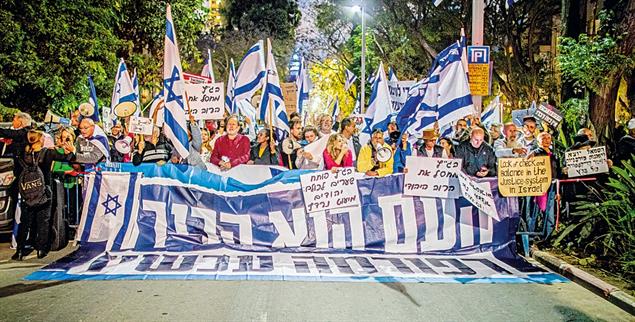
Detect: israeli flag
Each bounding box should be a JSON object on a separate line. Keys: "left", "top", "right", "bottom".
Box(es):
{"left": 296, "top": 56, "right": 310, "bottom": 115}
{"left": 201, "top": 48, "right": 216, "bottom": 82}
{"left": 88, "top": 124, "right": 111, "bottom": 161}
{"left": 481, "top": 95, "right": 502, "bottom": 126}
{"left": 395, "top": 78, "right": 425, "bottom": 132}
{"left": 365, "top": 62, "right": 393, "bottom": 132}
{"left": 331, "top": 96, "right": 340, "bottom": 119}
{"left": 404, "top": 41, "right": 474, "bottom": 136}
{"left": 162, "top": 4, "right": 190, "bottom": 159}
{"left": 344, "top": 68, "right": 357, "bottom": 91}
{"left": 75, "top": 172, "right": 141, "bottom": 251}
{"left": 149, "top": 92, "right": 165, "bottom": 127}
{"left": 352, "top": 92, "right": 361, "bottom": 115}
{"left": 87, "top": 75, "right": 101, "bottom": 122}
{"left": 110, "top": 58, "right": 136, "bottom": 117}
{"left": 388, "top": 67, "right": 398, "bottom": 83}
{"left": 225, "top": 58, "right": 237, "bottom": 114}
{"left": 259, "top": 38, "right": 290, "bottom": 133}
{"left": 234, "top": 40, "right": 266, "bottom": 105}
{"left": 132, "top": 68, "right": 141, "bottom": 116}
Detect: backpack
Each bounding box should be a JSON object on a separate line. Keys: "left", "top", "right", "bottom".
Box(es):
{"left": 18, "top": 150, "right": 50, "bottom": 207}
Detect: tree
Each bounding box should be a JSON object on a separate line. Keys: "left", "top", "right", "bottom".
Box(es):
{"left": 222, "top": 0, "right": 301, "bottom": 40}
{"left": 0, "top": 0, "right": 207, "bottom": 117}
{"left": 558, "top": 1, "right": 635, "bottom": 143}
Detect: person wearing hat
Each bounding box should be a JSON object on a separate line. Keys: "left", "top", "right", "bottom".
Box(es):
{"left": 616, "top": 118, "right": 635, "bottom": 165}
{"left": 417, "top": 129, "right": 448, "bottom": 158}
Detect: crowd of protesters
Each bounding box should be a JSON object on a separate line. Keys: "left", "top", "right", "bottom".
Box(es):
{"left": 1, "top": 104, "right": 635, "bottom": 261}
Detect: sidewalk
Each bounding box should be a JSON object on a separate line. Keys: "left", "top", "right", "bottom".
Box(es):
{"left": 532, "top": 246, "right": 635, "bottom": 316}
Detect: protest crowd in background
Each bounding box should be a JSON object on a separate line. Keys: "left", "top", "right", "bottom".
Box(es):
{"left": 1, "top": 6, "right": 634, "bottom": 263}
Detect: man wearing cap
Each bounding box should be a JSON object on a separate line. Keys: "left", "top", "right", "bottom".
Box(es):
{"left": 454, "top": 128, "right": 497, "bottom": 177}
{"left": 417, "top": 129, "right": 448, "bottom": 158}
{"left": 616, "top": 118, "right": 635, "bottom": 164}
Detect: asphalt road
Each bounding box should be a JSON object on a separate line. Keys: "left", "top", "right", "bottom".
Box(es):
{"left": 0, "top": 244, "right": 632, "bottom": 321}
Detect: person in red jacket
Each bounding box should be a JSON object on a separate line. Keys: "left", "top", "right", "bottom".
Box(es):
{"left": 209, "top": 115, "right": 250, "bottom": 170}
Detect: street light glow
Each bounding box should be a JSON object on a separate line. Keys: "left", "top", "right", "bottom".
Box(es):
{"left": 351, "top": 5, "right": 361, "bottom": 13}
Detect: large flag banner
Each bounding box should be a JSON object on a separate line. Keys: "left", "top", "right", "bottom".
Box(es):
{"left": 259, "top": 38, "right": 290, "bottom": 133}
{"left": 234, "top": 41, "right": 266, "bottom": 104}
{"left": 162, "top": 4, "right": 190, "bottom": 158}
{"left": 27, "top": 164, "right": 566, "bottom": 284}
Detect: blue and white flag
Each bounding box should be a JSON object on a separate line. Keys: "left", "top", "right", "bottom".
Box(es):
{"left": 296, "top": 56, "right": 310, "bottom": 115}
{"left": 259, "top": 38, "right": 290, "bottom": 133}
{"left": 110, "top": 58, "right": 136, "bottom": 119}
{"left": 225, "top": 58, "right": 237, "bottom": 114}
{"left": 404, "top": 41, "right": 474, "bottom": 136}
{"left": 388, "top": 67, "right": 398, "bottom": 83}
{"left": 90, "top": 124, "right": 111, "bottom": 161}
{"left": 132, "top": 68, "right": 141, "bottom": 116}
{"left": 506, "top": 0, "right": 520, "bottom": 9}
{"left": 512, "top": 101, "right": 536, "bottom": 126}
{"left": 148, "top": 92, "right": 165, "bottom": 127}
{"left": 352, "top": 92, "right": 361, "bottom": 115}
{"left": 76, "top": 172, "right": 141, "bottom": 251}
{"left": 344, "top": 68, "right": 357, "bottom": 91}
{"left": 201, "top": 48, "right": 216, "bottom": 82}
{"left": 234, "top": 41, "right": 266, "bottom": 104}
{"left": 87, "top": 75, "right": 101, "bottom": 122}
{"left": 433, "top": 0, "right": 444, "bottom": 6}
{"left": 331, "top": 96, "right": 340, "bottom": 119}
{"left": 481, "top": 95, "right": 502, "bottom": 126}
{"left": 162, "top": 4, "right": 190, "bottom": 158}
{"left": 365, "top": 62, "right": 393, "bottom": 132}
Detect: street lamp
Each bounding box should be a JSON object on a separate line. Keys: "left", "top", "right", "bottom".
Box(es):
{"left": 350, "top": 3, "right": 366, "bottom": 114}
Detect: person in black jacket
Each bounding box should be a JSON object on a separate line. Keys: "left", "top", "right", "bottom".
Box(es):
{"left": 132, "top": 127, "right": 173, "bottom": 165}
{"left": 13, "top": 130, "right": 75, "bottom": 260}
{"left": 248, "top": 128, "right": 279, "bottom": 165}
{"left": 454, "top": 128, "right": 497, "bottom": 177}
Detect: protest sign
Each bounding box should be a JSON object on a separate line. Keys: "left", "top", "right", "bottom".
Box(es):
{"left": 183, "top": 72, "right": 212, "bottom": 84}
{"left": 300, "top": 167, "right": 360, "bottom": 213}
{"left": 128, "top": 116, "right": 153, "bottom": 135}
{"left": 497, "top": 156, "right": 552, "bottom": 196}
{"left": 388, "top": 80, "right": 415, "bottom": 112}
{"left": 281, "top": 82, "right": 297, "bottom": 116}
{"left": 534, "top": 103, "right": 563, "bottom": 128}
{"left": 403, "top": 156, "right": 462, "bottom": 199}
{"left": 184, "top": 83, "right": 224, "bottom": 120}
{"left": 458, "top": 172, "right": 499, "bottom": 220}
{"left": 565, "top": 146, "right": 609, "bottom": 178}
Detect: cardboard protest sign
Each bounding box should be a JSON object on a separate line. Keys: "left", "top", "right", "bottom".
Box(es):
{"left": 497, "top": 156, "right": 552, "bottom": 196}
{"left": 565, "top": 146, "right": 609, "bottom": 178}
{"left": 128, "top": 116, "right": 154, "bottom": 135}
{"left": 534, "top": 103, "right": 563, "bottom": 128}
{"left": 300, "top": 167, "right": 360, "bottom": 213}
{"left": 281, "top": 82, "right": 297, "bottom": 116}
{"left": 403, "top": 156, "right": 462, "bottom": 199}
{"left": 184, "top": 83, "right": 224, "bottom": 120}
{"left": 458, "top": 172, "right": 499, "bottom": 220}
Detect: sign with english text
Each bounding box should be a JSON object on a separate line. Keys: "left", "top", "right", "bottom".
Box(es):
{"left": 497, "top": 156, "right": 552, "bottom": 196}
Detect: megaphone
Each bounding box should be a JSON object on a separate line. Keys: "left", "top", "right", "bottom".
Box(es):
{"left": 376, "top": 144, "right": 393, "bottom": 163}
{"left": 78, "top": 102, "right": 95, "bottom": 117}
{"left": 114, "top": 101, "right": 137, "bottom": 118}
{"left": 44, "top": 110, "right": 71, "bottom": 126}
{"left": 115, "top": 136, "right": 133, "bottom": 154}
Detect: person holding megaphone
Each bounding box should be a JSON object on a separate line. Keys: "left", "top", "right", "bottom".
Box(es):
{"left": 357, "top": 129, "right": 394, "bottom": 177}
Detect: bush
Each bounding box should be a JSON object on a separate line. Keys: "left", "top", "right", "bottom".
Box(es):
{"left": 553, "top": 158, "right": 635, "bottom": 280}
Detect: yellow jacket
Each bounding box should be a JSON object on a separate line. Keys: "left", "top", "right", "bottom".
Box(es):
{"left": 356, "top": 142, "right": 394, "bottom": 177}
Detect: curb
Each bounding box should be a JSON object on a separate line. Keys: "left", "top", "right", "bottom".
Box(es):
{"left": 531, "top": 247, "right": 635, "bottom": 316}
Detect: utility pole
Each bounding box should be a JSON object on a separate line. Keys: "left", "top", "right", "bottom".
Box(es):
{"left": 360, "top": 3, "right": 366, "bottom": 114}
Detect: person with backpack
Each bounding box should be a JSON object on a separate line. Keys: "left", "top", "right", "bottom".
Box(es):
{"left": 12, "top": 130, "right": 75, "bottom": 260}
